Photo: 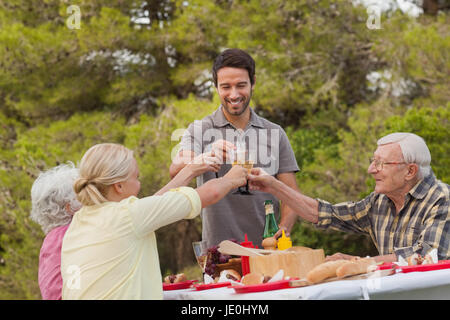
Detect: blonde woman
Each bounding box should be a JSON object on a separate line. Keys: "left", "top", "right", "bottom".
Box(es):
{"left": 61, "top": 143, "right": 247, "bottom": 299}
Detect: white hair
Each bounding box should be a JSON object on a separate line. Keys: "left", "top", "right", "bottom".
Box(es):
{"left": 377, "top": 132, "right": 431, "bottom": 179}
{"left": 30, "top": 162, "right": 81, "bottom": 234}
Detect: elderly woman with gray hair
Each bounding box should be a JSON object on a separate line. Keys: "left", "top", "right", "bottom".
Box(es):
{"left": 30, "top": 162, "right": 81, "bottom": 300}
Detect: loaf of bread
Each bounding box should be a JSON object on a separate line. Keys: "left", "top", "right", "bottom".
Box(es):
{"left": 306, "top": 260, "right": 348, "bottom": 284}
{"left": 336, "top": 258, "right": 377, "bottom": 278}
{"left": 220, "top": 269, "right": 241, "bottom": 282}
{"left": 164, "top": 273, "right": 187, "bottom": 284}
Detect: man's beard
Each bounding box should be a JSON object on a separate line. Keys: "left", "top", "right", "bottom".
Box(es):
{"left": 222, "top": 93, "right": 252, "bottom": 116}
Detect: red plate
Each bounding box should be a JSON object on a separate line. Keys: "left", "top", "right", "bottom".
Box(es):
{"left": 193, "top": 282, "right": 231, "bottom": 291}
{"left": 162, "top": 280, "right": 197, "bottom": 291}
{"left": 377, "top": 262, "right": 397, "bottom": 270}
{"left": 230, "top": 280, "right": 292, "bottom": 294}
{"left": 399, "top": 260, "right": 450, "bottom": 273}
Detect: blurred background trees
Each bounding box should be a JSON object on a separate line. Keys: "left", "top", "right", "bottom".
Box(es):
{"left": 0, "top": 0, "right": 448, "bottom": 298}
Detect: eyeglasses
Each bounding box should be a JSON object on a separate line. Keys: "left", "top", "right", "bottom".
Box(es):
{"left": 369, "top": 157, "right": 407, "bottom": 171}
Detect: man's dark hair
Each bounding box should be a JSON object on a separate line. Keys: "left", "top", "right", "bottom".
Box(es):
{"left": 212, "top": 48, "right": 256, "bottom": 87}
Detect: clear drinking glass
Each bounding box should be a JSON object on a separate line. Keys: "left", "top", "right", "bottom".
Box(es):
{"left": 232, "top": 147, "right": 255, "bottom": 195}
{"left": 192, "top": 241, "right": 208, "bottom": 273}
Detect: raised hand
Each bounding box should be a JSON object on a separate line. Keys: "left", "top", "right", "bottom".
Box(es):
{"left": 223, "top": 164, "right": 248, "bottom": 189}
{"left": 211, "top": 139, "right": 236, "bottom": 164}
{"left": 247, "top": 168, "right": 276, "bottom": 193}
{"left": 187, "top": 151, "right": 222, "bottom": 177}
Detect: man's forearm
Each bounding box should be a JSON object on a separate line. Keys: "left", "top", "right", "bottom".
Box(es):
{"left": 269, "top": 179, "right": 319, "bottom": 224}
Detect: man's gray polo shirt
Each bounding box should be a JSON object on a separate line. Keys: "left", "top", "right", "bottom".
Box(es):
{"left": 179, "top": 106, "right": 299, "bottom": 248}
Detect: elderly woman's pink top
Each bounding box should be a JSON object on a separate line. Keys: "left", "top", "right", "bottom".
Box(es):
{"left": 38, "top": 224, "right": 70, "bottom": 300}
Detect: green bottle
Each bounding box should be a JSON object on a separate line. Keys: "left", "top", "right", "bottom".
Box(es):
{"left": 263, "top": 200, "right": 279, "bottom": 238}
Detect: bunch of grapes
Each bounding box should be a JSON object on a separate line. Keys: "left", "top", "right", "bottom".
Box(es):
{"left": 204, "top": 239, "right": 238, "bottom": 277}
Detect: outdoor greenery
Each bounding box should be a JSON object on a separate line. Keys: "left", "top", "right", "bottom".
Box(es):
{"left": 0, "top": 0, "right": 448, "bottom": 299}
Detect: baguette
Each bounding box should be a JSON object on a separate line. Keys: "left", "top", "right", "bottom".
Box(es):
{"left": 306, "top": 260, "right": 348, "bottom": 284}
{"left": 336, "top": 258, "right": 377, "bottom": 278}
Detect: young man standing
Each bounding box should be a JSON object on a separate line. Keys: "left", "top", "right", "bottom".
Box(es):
{"left": 170, "top": 48, "right": 300, "bottom": 248}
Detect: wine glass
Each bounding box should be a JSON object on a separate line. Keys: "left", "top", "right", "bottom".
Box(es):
{"left": 192, "top": 241, "right": 208, "bottom": 274}
{"left": 232, "top": 149, "right": 255, "bottom": 195}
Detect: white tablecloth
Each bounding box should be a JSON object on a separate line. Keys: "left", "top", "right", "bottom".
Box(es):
{"left": 164, "top": 268, "right": 450, "bottom": 300}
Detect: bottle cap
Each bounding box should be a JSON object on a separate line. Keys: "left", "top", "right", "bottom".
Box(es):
{"left": 277, "top": 230, "right": 292, "bottom": 251}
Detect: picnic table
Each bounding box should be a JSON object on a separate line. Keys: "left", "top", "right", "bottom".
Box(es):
{"left": 164, "top": 268, "right": 450, "bottom": 300}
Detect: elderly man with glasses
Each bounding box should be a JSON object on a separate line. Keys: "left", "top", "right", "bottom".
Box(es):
{"left": 248, "top": 132, "right": 450, "bottom": 263}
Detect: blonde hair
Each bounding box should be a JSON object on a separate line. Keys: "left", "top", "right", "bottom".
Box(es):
{"left": 74, "top": 143, "right": 135, "bottom": 206}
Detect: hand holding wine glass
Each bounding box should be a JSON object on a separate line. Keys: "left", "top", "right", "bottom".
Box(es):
{"left": 188, "top": 151, "right": 222, "bottom": 177}
{"left": 232, "top": 145, "right": 255, "bottom": 195}
{"left": 223, "top": 164, "right": 248, "bottom": 189}
{"left": 247, "top": 167, "right": 277, "bottom": 193}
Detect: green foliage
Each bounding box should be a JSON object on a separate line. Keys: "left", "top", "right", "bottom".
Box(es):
{"left": 285, "top": 126, "right": 338, "bottom": 179}
{"left": 290, "top": 221, "right": 378, "bottom": 258}
{"left": 382, "top": 105, "right": 450, "bottom": 183}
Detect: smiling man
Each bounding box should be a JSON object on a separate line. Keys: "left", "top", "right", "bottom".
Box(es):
{"left": 170, "top": 49, "right": 300, "bottom": 248}
{"left": 248, "top": 133, "right": 450, "bottom": 262}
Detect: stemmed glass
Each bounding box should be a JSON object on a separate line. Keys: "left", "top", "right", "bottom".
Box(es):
{"left": 192, "top": 241, "right": 208, "bottom": 276}
{"left": 213, "top": 137, "right": 255, "bottom": 195}
{"left": 231, "top": 145, "right": 255, "bottom": 195}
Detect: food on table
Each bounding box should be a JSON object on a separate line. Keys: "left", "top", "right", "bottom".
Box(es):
{"left": 214, "top": 258, "right": 242, "bottom": 281}
{"left": 407, "top": 253, "right": 423, "bottom": 266}
{"left": 407, "top": 249, "right": 438, "bottom": 266}
{"left": 241, "top": 272, "right": 264, "bottom": 285}
{"left": 422, "top": 254, "right": 434, "bottom": 265}
{"left": 262, "top": 237, "right": 277, "bottom": 250}
{"left": 335, "top": 258, "right": 377, "bottom": 278}
{"left": 164, "top": 273, "right": 187, "bottom": 284}
{"left": 306, "top": 257, "right": 379, "bottom": 284}
{"left": 204, "top": 245, "right": 230, "bottom": 276}
{"left": 306, "top": 260, "right": 348, "bottom": 284}
{"left": 219, "top": 269, "right": 241, "bottom": 282}
{"left": 204, "top": 240, "right": 239, "bottom": 277}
